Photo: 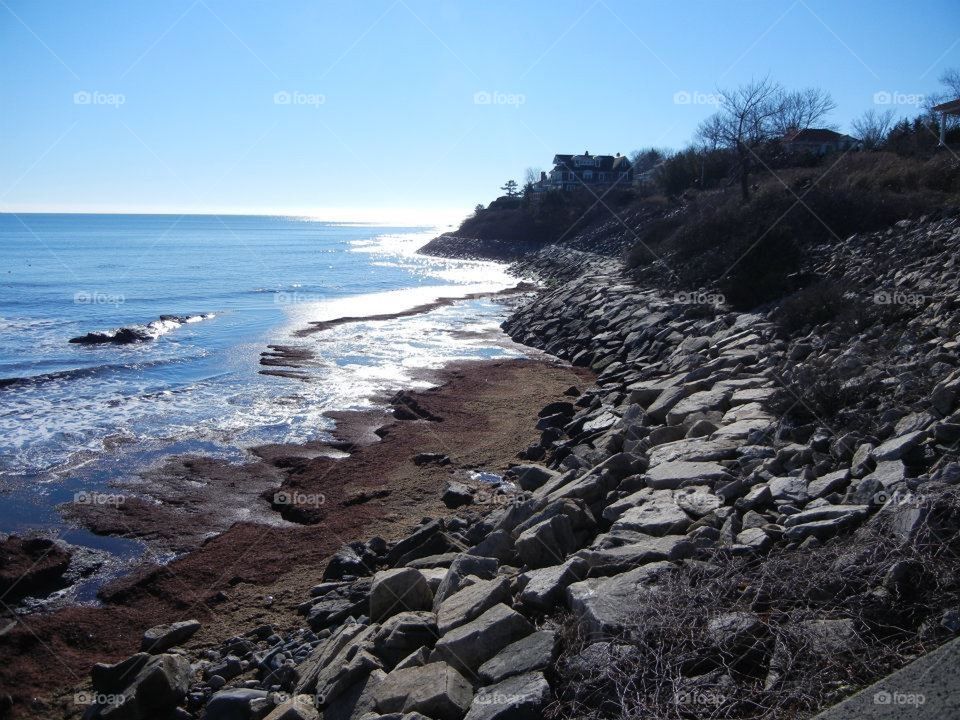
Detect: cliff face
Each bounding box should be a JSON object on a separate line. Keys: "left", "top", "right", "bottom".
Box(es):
{"left": 78, "top": 216, "right": 960, "bottom": 720}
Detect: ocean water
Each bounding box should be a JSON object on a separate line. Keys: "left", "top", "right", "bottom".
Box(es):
{"left": 0, "top": 213, "right": 524, "bottom": 550}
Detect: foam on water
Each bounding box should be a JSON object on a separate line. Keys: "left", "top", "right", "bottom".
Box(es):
{"left": 0, "top": 214, "right": 529, "bottom": 544}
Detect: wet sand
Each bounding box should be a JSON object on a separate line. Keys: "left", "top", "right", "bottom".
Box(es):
{"left": 0, "top": 357, "right": 590, "bottom": 719}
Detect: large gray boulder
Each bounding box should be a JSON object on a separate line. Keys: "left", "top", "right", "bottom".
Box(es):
{"left": 566, "top": 561, "right": 676, "bottom": 638}
{"left": 437, "top": 576, "right": 512, "bottom": 635}
{"left": 89, "top": 652, "right": 192, "bottom": 720}
{"left": 205, "top": 688, "right": 270, "bottom": 720}
{"left": 370, "top": 568, "right": 434, "bottom": 622}
{"left": 140, "top": 619, "right": 201, "bottom": 653}
{"left": 374, "top": 661, "right": 473, "bottom": 720}
{"left": 518, "top": 556, "right": 589, "bottom": 611}
{"left": 433, "top": 554, "right": 499, "bottom": 609}
{"left": 645, "top": 461, "right": 731, "bottom": 490}
{"left": 478, "top": 630, "right": 558, "bottom": 684}
{"left": 464, "top": 671, "right": 551, "bottom": 720}
{"left": 373, "top": 611, "right": 438, "bottom": 669}
{"left": 432, "top": 603, "right": 533, "bottom": 674}
{"left": 575, "top": 535, "right": 693, "bottom": 575}
{"left": 514, "top": 514, "right": 577, "bottom": 569}
{"left": 610, "top": 501, "right": 691, "bottom": 536}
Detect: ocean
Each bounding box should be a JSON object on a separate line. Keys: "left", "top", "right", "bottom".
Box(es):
{"left": 0, "top": 213, "right": 523, "bottom": 563}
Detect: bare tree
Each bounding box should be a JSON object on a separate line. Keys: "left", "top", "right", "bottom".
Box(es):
{"left": 629, "top": 148, "right": 667, "bottom": 174}
{"left": 772, "top": 87, "right": 837, "bottom": 134}
{"left": 851, "top": 108, "right": 895, "bottom": 149}
{"left": 941, "top": 67, "right": 960, "bottom": 97}
{"left": 697, "top": 77, "right": 786, "bottom": 201}
{"left": 523, "top": 167, "right": 542, "bottom": 186}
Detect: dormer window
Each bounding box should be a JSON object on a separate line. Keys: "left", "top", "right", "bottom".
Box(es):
{"left": 584, "top": 170, "right": 593, "bottom": 180}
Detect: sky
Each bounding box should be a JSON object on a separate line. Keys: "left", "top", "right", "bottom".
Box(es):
{"left": 2, "top": 0, "right": 959, "bottom": 222}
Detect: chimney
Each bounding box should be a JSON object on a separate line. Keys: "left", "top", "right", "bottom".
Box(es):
{"left": 616, "top": 152, "right": 620, "bottom": 157}
{"left": 540, "top": 171, "right": 547, "bottom": 181}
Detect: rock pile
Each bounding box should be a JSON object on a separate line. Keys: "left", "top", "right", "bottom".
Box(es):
{"left": 77, "top": 217, "right": 960, "bottom": 720}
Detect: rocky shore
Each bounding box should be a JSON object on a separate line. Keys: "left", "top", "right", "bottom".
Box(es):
{"left": 8, "top": 214, "right": 960, "bottom": 720}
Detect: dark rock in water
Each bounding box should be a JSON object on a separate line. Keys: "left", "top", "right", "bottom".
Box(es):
{"left": 69, "top": 327, "right": 151, "bottom": 344}
{"left": 69, "top": 313, "right": 213, "bottom": 345}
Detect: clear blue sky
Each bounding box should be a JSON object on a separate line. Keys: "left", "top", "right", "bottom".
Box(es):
{"left": 2, "top": 0, "right": 958, "bottom": 221}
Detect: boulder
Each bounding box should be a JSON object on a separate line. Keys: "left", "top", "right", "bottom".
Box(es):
{"left": 205, "top": 689, "right": 270, "bottom": 720}
{"left": 370, "top": 568, "right": 434, "bottom": 622}
{"left": 610, "top": 502, "right": 691, "bottom": 537}
{"left": 89, "top": 652, "right": 192, "bottom": 720}
{"left": 575, "top": 535, "right": 693, "bottom": 575}
{"left": 432, "top": 603, "right": 533, "bottom": 674}
{"left": 566, "top": 562, "right": 676, "bottom": 638}
{"left": 514, "top": 514, "right": 577, "bottom": 569}
{"left": 139, "top": 619, "right": 201, "bottom": 653}
{"left": 478, "top": 631, "right": 557, "bottom": 684}
{"left": 442, "top": 482, "right": 475, "bottom": 509}
{"left": 464, "top": 671, "right": 551, "bottom": 720}
{"left": 518, "top": 556, "right": 590, "bottom": 611}
{"left": 433, "top": 555, "right": 499, "bottom": 609}
{"left": 437, "top": 577, "right": 512, "bottom": 635}
{"left": 645, "top": 461, "right": 731, "bottom": 490}
{"left": 373, "top": 612, "right": 439, "bottom": 670}
{"left": 374, "top": 662, "right": 473, "bottom": 720}
{"left": 263, "top": 695, "right": 318, "bottom": 720}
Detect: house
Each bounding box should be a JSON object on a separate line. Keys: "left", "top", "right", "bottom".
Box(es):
{"left": 782, "top": 128, "right": 861, "bottom": 154}
{"left": 932, "top": 98, "right": 960, "bottom": 146}
{"left": 535, "top": 151, "right": 633, "bottom": 192}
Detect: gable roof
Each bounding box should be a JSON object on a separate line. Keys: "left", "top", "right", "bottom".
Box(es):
{"left": 933, "top": 98, "right": 960, "bottom": 114}
{"left": 783, "top": 128, "right": 856, "bottom": 144}
{"left": 552, "top": 153, "right": 632, "bottom": 171}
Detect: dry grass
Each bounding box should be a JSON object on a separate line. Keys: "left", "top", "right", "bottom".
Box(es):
{"left": 548, "top": 486, "right": 960, "bottom": 719}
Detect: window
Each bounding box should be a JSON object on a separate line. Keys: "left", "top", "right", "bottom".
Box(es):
{"left": 584, "top": 170, "right": 593, "bottom": 180}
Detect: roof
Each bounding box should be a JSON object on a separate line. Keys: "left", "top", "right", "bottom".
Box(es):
{"left": 783, "top": 128, "right": 856, "bottom": 144}
{"left": 552, "top": 153, "right": 632, "bottom": 171}
{"left": 932, "top": 98, "right": 960, "bottom": 114}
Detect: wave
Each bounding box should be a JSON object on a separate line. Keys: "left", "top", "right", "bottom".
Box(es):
{"left": 68, "top": 313, "right": 215, "bottom": 345}
{"left": 0, "top": 357, "right": 188, "bottom": 390}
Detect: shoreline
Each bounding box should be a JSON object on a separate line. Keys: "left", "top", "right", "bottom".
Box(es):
{"left": 1, "top": 356, "right": 591, "bottom": 717}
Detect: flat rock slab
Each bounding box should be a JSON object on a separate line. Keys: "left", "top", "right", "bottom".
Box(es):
{"left": 648, "top": 438, "right": 739, "bottom": 466}
{"left": 645, "top": 461, "right": 731, "bottom": 490}
{"left": 437, "top": 577, "right": 512, "bottom": 635}
{"left": 433, "top": 603, "right": 533, "bottom": 674}
{"left": 374, "top": 661, "right": 473, "bottom": 720}
{"left": 141, "top": 619, "right": 201, "bottom": 653}
{"left": 566, "top": 561, "right": 676, "bottom": 638}
{"left": 812, "top": 636, "right": 960, "bottom": 719}
{"left": 610, "top": 502, "right": 691, "bottom": 536}
{"left": 576, "top": 535, "right": 693, "bottom": 575}
{"left": 478, "top": 630, "right": 557, "bottom": 684}
{"left": 465, "top": 671, "right": 551, "bottom": 720}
